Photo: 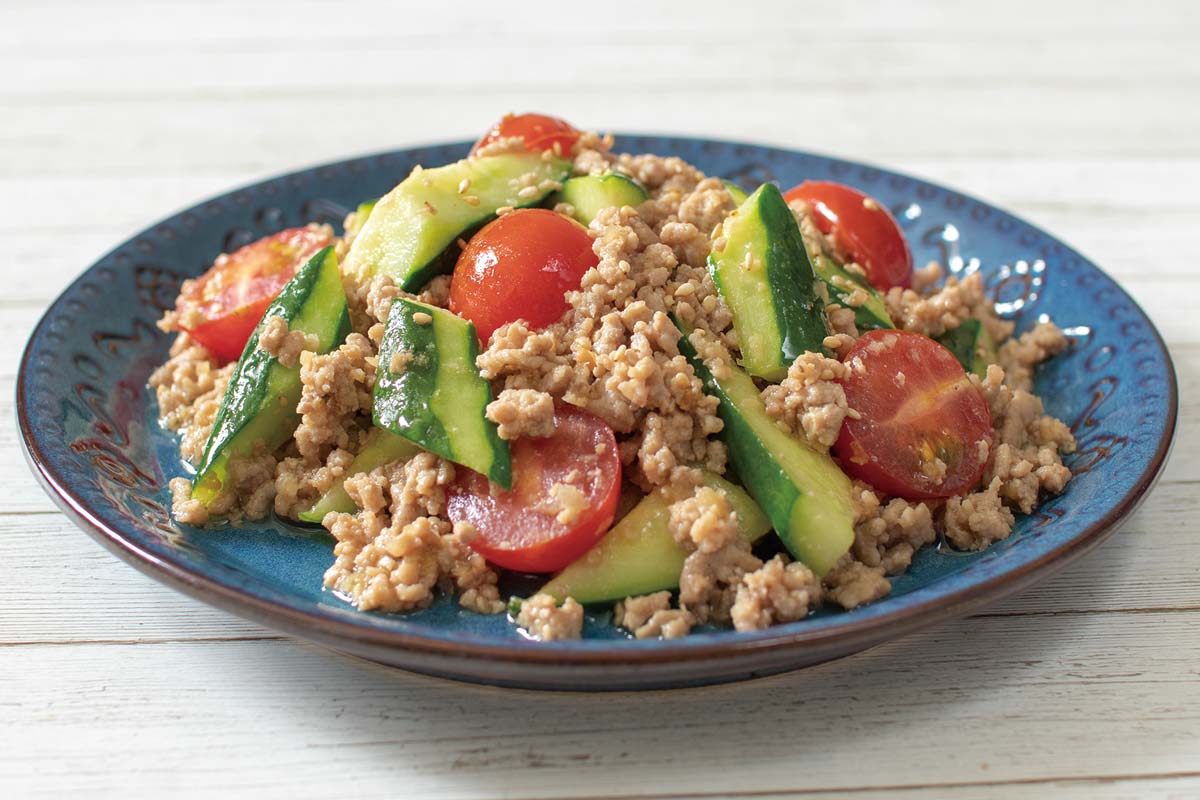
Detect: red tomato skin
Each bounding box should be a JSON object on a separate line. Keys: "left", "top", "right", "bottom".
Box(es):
{"left": 834, "top": 330, "right": 992, "bottom": 500}
{"left": 447, "top": 404, "right": 621, "bottom": 573}
{"left": 449, "top": 209, "right": 597, "bottom": 344}
{"left": 472, "top": 112, "right": 581, "bottom": 156}
{"left": 176, "top": 226, "right": 332, "bottom": 363}
{"left": 782, "top": 181, "right": 913, "bottom": 290}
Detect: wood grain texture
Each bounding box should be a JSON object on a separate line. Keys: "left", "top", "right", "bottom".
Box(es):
{"left": 3, "top": 0, "right": 1198, "bottom": 797}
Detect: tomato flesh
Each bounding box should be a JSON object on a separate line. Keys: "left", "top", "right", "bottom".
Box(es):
{"left": 783, "top": 180, "right": 913, "bottom": 290}
{"left": 447, "top": 404, "right": 621, "bottom": 573}
{"left": 173, "top": 226, "right": 332, "bottom": 363}
{"left": 472, "top": 112, "right": 581, "bottom": 156}
{"left": 449, "top": 208, "right": 597, "bottom": 344}
{"left": 834, "top": 330, "right": 992, "bottom": 499}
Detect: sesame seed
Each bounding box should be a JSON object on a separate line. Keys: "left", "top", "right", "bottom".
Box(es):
{"left": 462, "top": 195, "right": 481, "bottom": 206}
{"left": 458, "top": 178, "right": 471, "bottom": 194}
{"left": 497, "top": 206, "right": 514, "bottom": 216}
{"left": 412, "top": 311, "right": 433, "bottom": 325}
{"left": 863, "top": 197, "right": 880, "bottom": 211}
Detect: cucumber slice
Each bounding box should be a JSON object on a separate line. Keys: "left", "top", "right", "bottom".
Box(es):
{"left": 555, "top": 172, "right": 649, "bottom": 225}
{"left": 812, "top": 253, "right": 894, "bottom": 332}
{"left": 678, "top": 331, "right": 853, "bottom": 576}
{"left": 937, "top": 318, "right": 997, "bottom": 379}
{"left": 343, "top": 152, "right": 571, "bottom": 290}
{"left": 296, "top": 428, "right": 419, "bottom": 523}
{"left": 721, "top": 180, "right": 749, "bottom": 205}
{"left": 373, "top": 298, "right": 511, "bottom": 488}
{"left": 709, "top": 183, "right": 831, "bottom": 381}
{"left": 537, "top": 472, "right": 771, "bottom": 604}
{"left": 192, "top": 247, "right": 350, "bottom": 506}
{"left": 344, "top": 199, "right": 377, "bottom": 239}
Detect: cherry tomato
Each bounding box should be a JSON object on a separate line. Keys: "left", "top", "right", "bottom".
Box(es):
{"left": 471, "top": 112, "right": 581, "bottom": 156}
{"left": 173, "top": 226, "right": 332, "bottom": 363}
{"left": 449, "top": 208, "right": 597, "bottom": 344}
{"left": 834, "top": 330, "right": 992, "bottom": 499}
{"left": 447, "top": 403, "right": 621, "bottom": 573}
{"left": 783, "top": 180, "right": 913, "bottom": 289}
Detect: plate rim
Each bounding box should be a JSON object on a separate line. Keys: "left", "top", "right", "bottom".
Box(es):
{"left": 16, "top": 134, "right": 1180, "bottom": 673}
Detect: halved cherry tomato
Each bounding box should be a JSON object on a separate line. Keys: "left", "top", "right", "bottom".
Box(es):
{"left": 783, "top": 180, "right": 913, "bottom": 290}
{"left": 449, "top": 208, "right": 596, "bottom": 344}
{"left": 471, "top": 112, "right": 581, "bottom": 156}
{"left": 172, "top": 226, "right": 332, "bottom": 363}
{"left": 447, "top": 403, "right": 621, "bottom": 573}
{"left": 834, "top": 330, "right": 992, "bottom": 499}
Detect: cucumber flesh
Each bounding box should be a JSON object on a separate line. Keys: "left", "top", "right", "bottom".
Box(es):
{"left": 343, "top": 152, "right": 571, "bottom": 290}
{"left": 296, "top": 428, "right": 419, "bottom": 523}
{"left": 678, "top": 330, "right": 854, "bottom": 576}
{"left": 709, "top": 183, "right": 831, "bottom": 381}
{"left": 555, "top": 172, "right": 649, "bottom": 225}
{"left": 192, "top": 247, "right": 350, "bottom": 506}
{"left": 373, "top": 298, "right": 511, "bottom": 488}
{"left": 722, "top": 180, "right": 749, "bottom": 205}
{"left": 812, "top": 254, "right": 894, "bottom": 332}
{"left": 537, "top": 472, "right": 771, "bottom": 604}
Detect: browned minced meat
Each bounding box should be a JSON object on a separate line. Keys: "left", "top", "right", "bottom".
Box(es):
{"left": 731, "top": 555, "right": 822, "bottom": 632}
{"left": 257, "top": 314, "right": 318, "bottom": 368}
{"left": 515, "top": 593, "right": 585, "bottom": 641}
{"left": 148, "top": 335, "right": 233, "bottom": 466}
{"left": 274, "top": 447, "right": 356, "bottom": 520}
{"left": 850, "top": 482, "right": 937, "bottom": 575}
{"left": 943, "top": 477, "right": 1015, "bottom": 550}
{"left": 614, "top": 591, "right": 694, "bottom": 639}
{"left": 998, "top": 320, "right": 1070, "bottom": 393}
{"left": 293, "top": 333, "right": 375, "bottom": 463}
{"left": 823, "top": 556, "right": 891, "bottom": 610}
{"left": 761, "top": 352, "right": 852, "bottom": 450}
{"left": 486, "top": 388, "right": 556, "bottom": 440}
{"left": 322, "top": 453, "right": 504, "bottom": 615}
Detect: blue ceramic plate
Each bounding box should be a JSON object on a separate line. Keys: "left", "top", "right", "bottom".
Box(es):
{"left": 18, "top": 136, "right": 1177, "bottom": 690}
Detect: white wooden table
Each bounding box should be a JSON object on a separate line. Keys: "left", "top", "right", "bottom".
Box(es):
{"left": 4, "top": 1, "right": 1198, "bottom": 797}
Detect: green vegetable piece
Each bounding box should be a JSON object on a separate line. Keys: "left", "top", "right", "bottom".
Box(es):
{"left": 678, "top": 330, "right": 853, "bottom": 576}
{"left": 708, "top": 182, "right": 831, "bottom": 382}
{"left": 537, "top": 472, "right": 771, "bottom": 605}
{"left": 812, "top": 253, "right": 894, "bottom": 332}
{"left": 555, "top": 172, "right": 649, "bottom": 225}
{"left": 192, "top": 247, "right": 350, "bottom": 507}
{"left": 296, "top": 428, "right": 419, "bottom": 523}
{"left": 343, "top": 152, "right": 571, "bottom": 290}
{"left": 373, "top": 298, "right": 511, "bottom": 488}
{"left": 721, "top": 179, "right": 749, "bottom": 205}
{"left": 344, "top": 199, "right": 377, "bottom": 240}
{"left": 937, "top": 318, "right": 997, "bottom": 379}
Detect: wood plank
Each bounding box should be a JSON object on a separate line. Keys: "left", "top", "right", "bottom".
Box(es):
{"left": 0, "top": 612, "right": 1196, "bottom": 798}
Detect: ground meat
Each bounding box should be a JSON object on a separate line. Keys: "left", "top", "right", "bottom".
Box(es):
{"left": 515, "top": 594, "right": 585, "bottom": 641}
{"left": 680, "top": 542, "right": 762, "bottom": 624}
{"left": 943, "top": 477, "right": 1016, "bottom": 550}
{"left": 274, "top": 447, "right": 355, "bottom": 519}
{"left": 438, "top": 521, "right": 505, "bottom": 615}
{"left": 614, "top": 591, "right": 694, "bottom": 639}
{"left": 486, "top": 388, "right": 556, "bottom": 440}
{"left": 998, "top": 321, "right": 1069, "bottom": 393}
{"left": 731, "top": 555, "right": 822, "bottom": 631}
{"left": 823, "top": 556, "right": 891, "bottom": 610}
{"left": 198, "top": 451, "right": 278, "bottom": 522}
{"left": 851, "top": 483, "right": 937, "bottom": 574}
{"left": 761, "top": 352, "right": 852, "bottom": 450}
{"left": 169, "top": 477, "right": 208, "bottom": 526}
{"left": 667, "top": 484, "right": 739, "bottom": 553}
{"left": 257, "top": 314, "right": 318, "bottom": 368}
{"left": 885, "top": 272, "right": 989, "bottom": 338}
{"left": 148, "top": 336, "right": 233, "bottom": 465}
{"left": 547, "top": 481, "right": 589, "bottom": 526}
{"left": 975, "top": 365, "right": 1075, "bottom": 513}
{"left": 294, "top": 333, "right": 375, "bottom": 463}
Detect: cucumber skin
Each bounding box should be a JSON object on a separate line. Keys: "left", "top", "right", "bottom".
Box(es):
{"left": 812, "top": 254, "right": 894, "bottom": 332}
{"left": 296, "top": 428, "right": 419, "bottom": 523}
{"left": 709, "top": 183, "right": 830, "bottom": 381}
{"left": 677, "top": 330, "right": 854, "bottom": 576}
{"left": 373, "top": 298, "right": 510, "bottom": 488}
{"left": 721, "top": 180, "right": 749, "bottom": 205}
{"left": 556, "top": 173, "right": 649, "bottom": 225}
{"left": 192, "top": 247, "right": 350, "bottom": 506}
{"left": 343, "top": 153, "right": 571, "bottom": 291}
{"left": 536, "top": 472, "right": 771, "bottom": 605}
{"left": 937, "top": 318, "right": 996, "bottom": 378}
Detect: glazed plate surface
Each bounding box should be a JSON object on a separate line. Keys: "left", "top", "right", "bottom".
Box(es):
{"left": 17, "top": 136, "right": 1177, "bottom": 690}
